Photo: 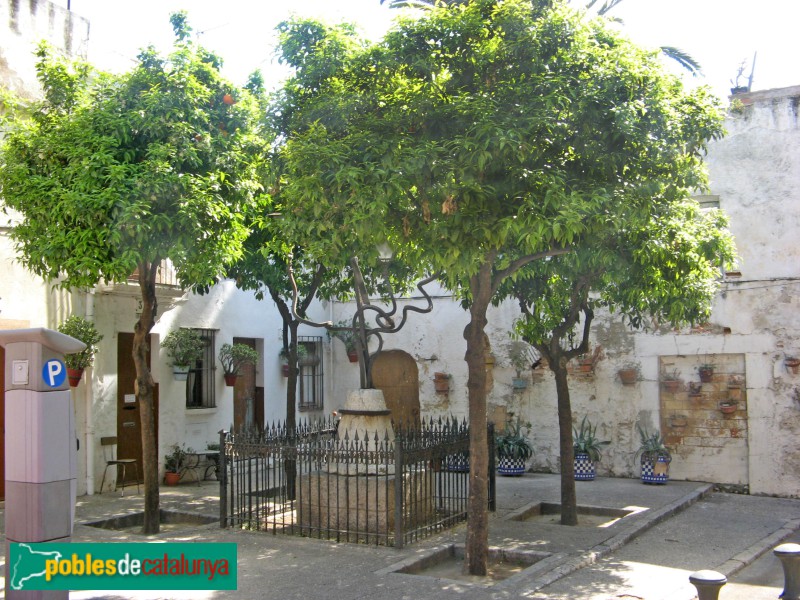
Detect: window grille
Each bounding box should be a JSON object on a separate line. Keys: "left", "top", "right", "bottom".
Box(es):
{"left": 187, "top": 328, "right": 216, "bottom": 409}
{"left": 298, "top": 336, "right": 323, "bottom": 411}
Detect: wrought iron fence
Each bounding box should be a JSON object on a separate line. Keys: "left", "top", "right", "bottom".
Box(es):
{"left": 219, "top": 417, "right": 495, "bottom": 548}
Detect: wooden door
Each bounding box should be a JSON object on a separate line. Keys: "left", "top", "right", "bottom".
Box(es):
{"left": 116, "top": 333, "right": 158, "bottom": 484}
{"left": 232, "top": 337, "right": 257, "bottom": 431}
{"left": 371, "top": 350, "right": 420, "bottom": 428}
{"left": 0, "top": 346, "right": 4, "bottom": 498}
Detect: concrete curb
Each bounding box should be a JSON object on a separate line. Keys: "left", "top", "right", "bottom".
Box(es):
{"left": 523, "top": 483, "right": 715, "bottom": 593}
{"left": 714, "top": 517, "right": 800, "bottom": 577}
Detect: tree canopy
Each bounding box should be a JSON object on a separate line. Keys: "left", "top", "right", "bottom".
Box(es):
{"left": 510, "top": 199, "right": 735, "bottom": 525}
{"left": 0, "top": 13, "right": 267, "bottom": 534}
{"left": 271, "top": 0, "right": 724, "bottom": 574}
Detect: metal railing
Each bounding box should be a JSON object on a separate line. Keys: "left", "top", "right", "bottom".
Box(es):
{"left": 218, "top": 417, "right": 495, "bottom": 548}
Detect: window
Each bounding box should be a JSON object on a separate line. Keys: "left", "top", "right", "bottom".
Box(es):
{"left": 298, "top": 336, "right": 323, "bottom": 411}
{"left": 187, "top": 328, "right": 216, "bottom": 409}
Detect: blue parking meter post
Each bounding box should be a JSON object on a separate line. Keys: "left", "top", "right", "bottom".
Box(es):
{"left": 0, "top": 328, "right": 85, "bottom": 600}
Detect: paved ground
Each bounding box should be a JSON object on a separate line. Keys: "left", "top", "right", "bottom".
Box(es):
{"left": 1, "top": 473, "right": 798, "bottom": 599}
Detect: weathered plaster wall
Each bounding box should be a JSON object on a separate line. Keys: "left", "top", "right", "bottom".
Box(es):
{"left": 326, "top": 86, "right": 800, "bottom": 498}
{"left": 0, "top": 0, "right": 88, "bottom": 99}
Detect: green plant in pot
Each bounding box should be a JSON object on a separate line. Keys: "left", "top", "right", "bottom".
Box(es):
{"left": 635, "top": 425, "right": 672, "bottom": 485}
{"left": 508, "top": 340, "right": 533, "bottom": 390}
{"left": 57, "top": 315, "right": 104, "bottom": 387}
{"left": 495, "top": 416, "right": 533, "bottom": 476}
{"left": 161, "top": 328, "right": 205, "bottom": 381}
{"left": 279, "top": 344, "right": 307, "bottom": 377}
{"left": 327, "top": 320, "right": 362, "bottom": 362}
{"left": 218, "top": 343, "right": 259, "bottom": 386}
{"left": 572, "top": 416, "right": 610, "bottom": 481}
{"left": 163, "top": 443, "right": 191, "bottom": 485}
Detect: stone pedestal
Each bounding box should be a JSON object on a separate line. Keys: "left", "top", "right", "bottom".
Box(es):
{"left": 296, "top": 469, "right": 434, "bottom": 540}
{"left": 329, "top": 389, "right": 395, "bottom": 475}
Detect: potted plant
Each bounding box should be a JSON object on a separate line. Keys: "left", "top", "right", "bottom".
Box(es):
{"left": 572, "top": 416, "right": 610, "bottom": 481}
{"left": 636, "top": 425, "right": 672, "bottom": 485}
{"left": 784, "top": 357, "right": 800, "bottom": 375}
{"left": 161, "top": 328, "right": 205, "bottom": 380}
{"left": 495, "top": 417, "right": 533, "bottom": 476}
{"left": 719, "top": 401, "right": 738, "bottom": 415}
{"left": 698, "top": 363, "right": 715, "bottom": 383}
{"left": 279, "top": 345, "right": 308, "bottom": 377}
{"left": 433, "top": 372, "right": 451, "bottom": 393}
{"left": 508, "top": 340, "right": 532, "bottom": 390}
{"left": 218, "top": 343, "right": 260, "bottom": 386}
{"left": 57, "top": 315, "right": 103, "bottom": 387}
{"left": 661, "top": 369, "right": 681, "bottom": 393}
{"left": 164, "top": 443, "right": 190, "bottom": 486}
{"left": 327, "top": 320, "right": 360, "bottom": 362}
{"left": 617, "top": 363, "right": 639, "bottom": 385}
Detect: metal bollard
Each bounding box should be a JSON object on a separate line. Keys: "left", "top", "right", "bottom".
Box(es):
{"left": 774, "top": 543, "right": 800, "bottom": 600}
{"left": 689, "top": 570, "right": 727, "bottom": 600}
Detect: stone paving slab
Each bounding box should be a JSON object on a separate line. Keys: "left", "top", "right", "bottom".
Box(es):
{"left": 0, "top": 474, "right": 797, "bottom": 599}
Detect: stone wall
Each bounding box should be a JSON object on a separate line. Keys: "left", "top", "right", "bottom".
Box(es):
{"left": 0, "top": 0, "right": 89, "bottom": 99}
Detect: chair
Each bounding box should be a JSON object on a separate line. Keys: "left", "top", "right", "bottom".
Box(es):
{"left": 99, "top": 436, "right": 140, "bottom": 496}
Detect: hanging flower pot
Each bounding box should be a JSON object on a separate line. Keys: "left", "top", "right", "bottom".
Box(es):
{"left": 618, "top": 367, "right": 638, "bottom": 385}
{"left": 224, "top": 373, "right": 238, "bottom": 387}
{"left": 434, "top": 373, "right": 451, "bottom": 393}
{"left": 573, "top": 452, "right": 596, "bottom": 481}
{"left": 67, "top": 367, "right": 84, "bottom": 388}
{"left": 785, "top": 358, "right": 800, "bottom": 375}
{"left": 281, "top": 363, "right": 290, "bottom": 377}
{"left": 719, "top": 401, "right": 738, "bottom": 415}
{"left": 173, "top": 365, "right": 190, "bottom": 381}
{"left": 661, "top": 379, "right": 681, "bottom": 393}
{"left": 347, "top": 349, "right": 358, "bottom": 363}
{"left": 512, "top": 377, "right": 528, "bottom": 390}
{"left": 698, "top": 365, "right": 715, "bottom": 383}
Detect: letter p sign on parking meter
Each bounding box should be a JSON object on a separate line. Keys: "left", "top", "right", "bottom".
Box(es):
{"left": 42, "top": 358, "right": 67, "bottom": 388}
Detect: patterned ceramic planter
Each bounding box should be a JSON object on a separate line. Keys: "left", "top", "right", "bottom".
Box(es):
{"left": 445, "top": 453, "right": 470, "bottom": 472}
{"left": 641, "top": 455, "right": 670, "bottom": 484}
{"left": 497, "top": 456, "right": 526, "bottom": 476}
{"left": 574, "top": 452, "right": 596, "bottom": 481}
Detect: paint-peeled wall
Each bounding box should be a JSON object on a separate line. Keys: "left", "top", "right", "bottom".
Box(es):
{"left": 0, "top": 0, "right": 88, "bottom": 99}
{"left": 326, "top": 86, "right": 800, "bottom": 498}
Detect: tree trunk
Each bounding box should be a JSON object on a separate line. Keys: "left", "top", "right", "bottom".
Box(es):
{"left": 462, "top": 264, "right": 493, "bottom": 576}
{"left": 285, "top": 321, "right": 299, "bottom": 500}
{"left": 135, "top": 263, "right": 160, "bottom": 534}
{"left": 553, "top": 357, "right": 577, "bottom": 526}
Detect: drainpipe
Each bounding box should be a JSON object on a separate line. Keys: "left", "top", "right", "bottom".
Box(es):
{"left": 84, "top": 290, "right": 96, "bottom": 495}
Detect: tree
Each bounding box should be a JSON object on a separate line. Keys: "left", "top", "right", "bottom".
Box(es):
{"left": 379, "top": 0, "right": 702, "bottom": 75}
{"left": 272, "top": 0, "right": 723, "bottom": 574}
{"left": 0, "top": 13, "right": 265, "bottom": 533}
{"left": 510, "top": 200, "right": 735, "bottom": 526}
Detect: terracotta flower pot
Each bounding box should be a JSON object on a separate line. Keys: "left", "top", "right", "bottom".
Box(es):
{"left": 662, "top": 380, "right": 681, "bottom": 393}
{"left": 347, "top": 350, "right": 358, "bottom": 363}
{"left": 164, "top": 471, "right": 180, "bottom": 486}
{"left": 699, "top": 366, "right": 714, "bottom": 383}
{"left": 618, "top": 368, "right": 638, "bottom": 385}
{"left": 224, "top": 373, "right": 238, "bottom": 387}
{"left": 67, "top": 367, "right": 84, "bottom": 388}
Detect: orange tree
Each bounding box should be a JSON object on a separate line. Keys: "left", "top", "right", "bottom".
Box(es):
{"left": 0, "top": 13, "right": 266, "bottom": 533}
{"left": 272, "top": 0, "right": 724, "bottom": 574}
{"left": 509, "top": 200, "right": 735, "bottom": 526}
